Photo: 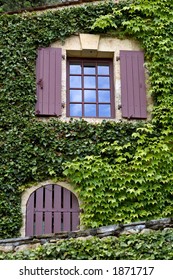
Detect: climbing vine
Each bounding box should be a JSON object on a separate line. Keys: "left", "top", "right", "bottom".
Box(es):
{"left": 0, "top": 0, "right": 173, "bottom": 238}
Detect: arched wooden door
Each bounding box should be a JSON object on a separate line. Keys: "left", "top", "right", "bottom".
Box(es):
{"left": 25, "top": 184, "right": 80, "bottom": 236}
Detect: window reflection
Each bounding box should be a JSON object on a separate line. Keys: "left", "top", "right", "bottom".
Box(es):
{"left": 70, "top": 90, "right": 82, "bottom": 102}
{"left": 98, "top": 77, "right": 110, "bottom": 89}
{"left": 84, "top": 90, "right": 96, "bottom": 102}
{"left": 70, "top": 64, "right": 81, "bottom": 74}
{"left": 98, "top": 90, "right": 110, "bottom": 103}
{"left": 84, "top": 104, "right": 96, "bottom": 117}
{"left": 70, "top": 76, "right": 82, "bottom": 88}
{"left": 98, "top": 65, "right": 109, "bottom": 75}
{"left": 70, "top": 104, "right": 82, "bottom": 117}
{"left": 84, "top": 64, "right": 96, "bottom": 74}
{"left": 99, "top": 104, "right": 111, "bottom": 117}
{"left": 84, "top": 76, "right": 96, "bottom": 88}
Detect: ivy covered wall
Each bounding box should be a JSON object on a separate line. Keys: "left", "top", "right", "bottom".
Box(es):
{"left": 0, "top": 0, "right": 173, "bottom": 238}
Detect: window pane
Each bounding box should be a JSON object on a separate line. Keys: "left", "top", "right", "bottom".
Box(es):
{"left": 84, "top": 63, "right": 96, "bottom": 74}
{"left": 84, "top": 76, "right": 96, "bottom": 88}
{"left": 99, "top": 104, "right": 111, "bottom": 117}
{"left": 98, "top": 65, "right": 109, "bottom": 75}
{"left": 98, "top": 90, "right": 110, "bottom": 102}
{"left": 70, "top": 90, "right": 82, "bottom": 102}
{"left": 84, "top": 90, "right": 96, "bottom": 102}
{"left": 84, "top": 104, "right": 96, "bottom": 117}
{"left": 98, "top": 77, "right": 110, "bottom": 89}
{"left": 70, "top": 104, "right": 82, "bottom": 117}
{"left": 70, "top": 76, "right": 81, "bottom": 88}
{"left": 70, "top": 64, "right": 81, "bottom": 74}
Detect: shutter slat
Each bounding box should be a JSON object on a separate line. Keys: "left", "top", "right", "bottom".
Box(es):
{"left": 26, "top": 193, "right": 34, "bottom": 236}
{"left": 36, "top": 48, "right": 44, "bottom": 115}
{"left": 133, "top": 54, "right": 141, "bottom": 117}
{"left": 120, "top": 51, "right": 147, "bottom": 119}
{"left": 36, "top": 47, "right": 62, "bottom": 116}
{"left": 138, "top": 53, "right": 147, "bottom": 118}
{"left": 72, "top": 212, "right": 79, "bottom": 231}
{"left": 54, "top": 185, "right": 62, "bottom": 211}
{"left": 35, "top": 212, "right": 43, "bottom": 235}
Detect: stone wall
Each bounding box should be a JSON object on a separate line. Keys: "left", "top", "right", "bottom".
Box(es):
{"left": 0, "top": 217, "right": 173, "bottom": 253}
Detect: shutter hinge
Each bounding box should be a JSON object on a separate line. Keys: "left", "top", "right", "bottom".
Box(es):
{"left": 62, "top": 55, "right": 66, "bottom": 60}
{"left": 116, "top": 56, "right": 120, "bottom": 61}
{"left": 37, "top": 79, "right": 43, "bottom": 89}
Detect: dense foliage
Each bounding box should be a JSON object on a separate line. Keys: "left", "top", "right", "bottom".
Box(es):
{"left": 1, "top": 229, "right": 173, "bottom": 259}
{"left": 0, "top": 0, "right": 173, "bottom": 239}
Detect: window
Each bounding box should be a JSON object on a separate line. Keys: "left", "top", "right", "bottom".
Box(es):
{"left": 35, "top": 47, "right": 147, "bottom": 120}
{"left": 66, "top": 58, "right": 115, "bottom": 118}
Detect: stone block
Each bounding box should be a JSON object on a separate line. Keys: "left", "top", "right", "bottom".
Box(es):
{"left": 0, "top": 245, "right": 13, "bottom": 252}
{"left": 97, "top": 224, "right": 120, "bottom": 234}
{"left": 76, "top": 235, "right": 93, "bottom": 241}
{"left": 163, "top": 227, "right": 173, "bottom": 231}
{"left": 79, "top": 34, "right": 100, "bottom": 50}
{"left": 120, "top": 229, "right": 138, "bottom": 235}
{"left": 124, "top": 224, "right": 146, "bottom": 232}
{"left": 140, "top": 228, "right": 154, "bottom": 234}
{"left": 15, "top": 243, "right": 40, "bottom": 252}
{"left": 146, "top": 218, "right": 172, "bottom": 230}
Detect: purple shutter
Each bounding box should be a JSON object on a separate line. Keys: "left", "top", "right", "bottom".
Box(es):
{"left": 35, "top": 47, "right": 62, "bottom": 116}
{"left": 120, "top": 50, "right": 147, "bottom": 119}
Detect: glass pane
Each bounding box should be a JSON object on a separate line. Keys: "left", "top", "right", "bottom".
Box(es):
{"left": 84, "top": 104, "right": 96, "bottom": 117}
{"left": 70, "top": 90, "right": 82, "bottom": 102}
{"left": 84, "top": 63, "right": 96, "bottom": 74}
{"left": 84, "top": 90, "right": 96, "bottom": 102}
{"left": 84, "top": 76, "right": 96, "bottom": 88}
{"left": 70, "top": 104, "right": 82, "bottom": 117}
{"left": 98, "top": 77, "right": 110, "bottom": 89}
{"left": 99, "top": 104, "right": 111, "bottom": 117}
{"left": 98, "top": 90, "right": 110, "bottom": 102}
{"left": 70, "top": 76, "right": 81, "bottom": 88}
{"left": 70, "top": 64, "right": 81, "bottom": 74}
{"left": 98, "top": 65, "right": 109, "bottom": 75}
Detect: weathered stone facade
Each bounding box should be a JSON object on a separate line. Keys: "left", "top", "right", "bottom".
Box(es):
{"left": 0, "top": 217, "right": 172, "bottom": 253}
